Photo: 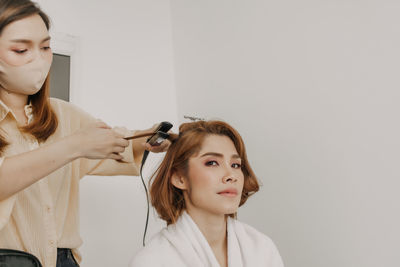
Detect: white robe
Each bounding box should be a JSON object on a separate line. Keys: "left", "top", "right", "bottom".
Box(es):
{"left": 130, "top": 212, "right": 284, "bottom": 267}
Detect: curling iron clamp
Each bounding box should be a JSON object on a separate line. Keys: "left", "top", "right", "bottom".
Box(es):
{"left": 124, "top": 121, "right": 173, "bottom": 144}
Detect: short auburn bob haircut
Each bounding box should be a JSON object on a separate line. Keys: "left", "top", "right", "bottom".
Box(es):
{"left": 150, "top": 120, "right": 260, "bottom": 225}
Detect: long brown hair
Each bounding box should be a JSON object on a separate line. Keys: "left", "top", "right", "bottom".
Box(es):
{"left": 150, "top": 120, "right": 260, "bottom": 225}
{"left": 0, "top": 0, "right": 58, "bottom": 153}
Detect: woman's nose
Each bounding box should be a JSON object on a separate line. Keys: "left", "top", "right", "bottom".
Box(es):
{"left": 222, "top": 167, "right": 237, "bottom": 183}
{"left": 223, "top": 176, "right": 237, "bottom": 183}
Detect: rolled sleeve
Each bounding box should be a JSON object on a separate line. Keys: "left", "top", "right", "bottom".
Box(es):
{"left": 85, "top": 142, "right": 140, "bottom": 176}
{"left": 79, "top": 128, "right": 140, "bottom": 177}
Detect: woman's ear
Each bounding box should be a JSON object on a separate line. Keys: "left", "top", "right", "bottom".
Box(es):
{"left": 171, "top": 172, "right": 187, "bottom": 190}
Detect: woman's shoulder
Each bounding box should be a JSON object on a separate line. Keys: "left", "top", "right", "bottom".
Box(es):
{"left": 49, "top": 97, "right": 95, "bottom": 124}
{"left": 49, "top": 97, "right": 83, "bottom": 114}
{"left": 130, "top": 230, "right": 184, "bottom": 267}
{"left": 230, "top": 218, "right": 283, "bottom": 255}
{"left": 232, "top": 218, "right": 275, "bottom": 244}
{"left": 230, "top": 218, "right": 285, "bottom": 266}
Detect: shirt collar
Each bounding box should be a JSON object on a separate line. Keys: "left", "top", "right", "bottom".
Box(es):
{"left": 0, "top": 99, "right": 10, "bottom": 123}
{"left": 0, "top": 99, "right": 33, "bottom": 123}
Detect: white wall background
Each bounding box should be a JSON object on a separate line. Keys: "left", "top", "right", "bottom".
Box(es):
{"left": 170, "top": 1, "right": 400, "bottom": 267}
{"left": 36, "top": 0, "right": 178, "bottom": 266}
{"left": 36, "top": 0, "right": 400, "bottom": 266}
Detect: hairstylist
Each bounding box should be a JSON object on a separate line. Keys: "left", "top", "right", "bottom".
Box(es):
{"left": 0, "top": 1, "right": 169, "bottom": 266}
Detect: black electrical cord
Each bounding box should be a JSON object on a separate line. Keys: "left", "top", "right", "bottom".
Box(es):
{"left": 140, "top": 150, "right": 150, "bottom": 246}
{"left": 134, "top": 122, "right": 173, "bottom": 246}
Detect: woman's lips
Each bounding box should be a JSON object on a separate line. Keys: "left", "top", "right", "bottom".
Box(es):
{"left": 218, "top": 188, "right": 238, "bottom": 197}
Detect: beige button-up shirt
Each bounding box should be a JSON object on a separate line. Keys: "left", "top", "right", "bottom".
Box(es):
{"left": 0, "top": 98, "right": 140, "bottom": 267}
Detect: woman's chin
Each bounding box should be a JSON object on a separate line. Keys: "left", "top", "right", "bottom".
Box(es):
{"left": 216, "top": 205, "right": 239, "bottom": 216}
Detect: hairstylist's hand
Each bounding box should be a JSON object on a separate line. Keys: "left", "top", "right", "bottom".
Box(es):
{"left": 129, "top": 123, "right": 172, "bottom": 154}
{"left": 72, "top": 121, "right": 129, "bottom": 160}
{"left": 144, "top": 139, "right": 171, "bottom": 153}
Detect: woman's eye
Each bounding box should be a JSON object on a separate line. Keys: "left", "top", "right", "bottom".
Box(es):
{"left": 13, "top": 49, "right": 27, "bottom": 54}
{"left": 41, "top": 46, "right": 51, "bottom": 51}
{"left": 205, "top": 161, "right": 218, "bottom": 166}
{"left": 232, "top": 163, "right": 241, "bottom": 169}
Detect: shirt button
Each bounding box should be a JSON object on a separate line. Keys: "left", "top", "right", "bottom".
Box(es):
{"left": 46, "top": 206, "right": 51, "bottom": 212}
{"left": 49, "top": 240, "right": 55, "bottom": 246}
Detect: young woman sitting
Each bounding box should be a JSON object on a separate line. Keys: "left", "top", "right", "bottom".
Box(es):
{"left": 130, "top": 120, "right": 284, "bottom": 267}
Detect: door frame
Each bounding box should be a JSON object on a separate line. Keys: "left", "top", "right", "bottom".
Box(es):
{"left": 51, "top": 32, "right": 79, "bottom": 104}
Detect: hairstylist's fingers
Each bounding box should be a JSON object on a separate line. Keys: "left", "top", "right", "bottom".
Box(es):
{"left": 159, "top": 139, "right": 171, "bottom": 151}
{"left": 109, "top": 153, "right": 123, "bottom": 160}
{"left": 146, "top": 139, "right": 170, "bottom": 153}
{"left": 144, "top": 142, "right": 152, "bottom": 151}
{"left": 112, "top": 126, "right": 133, "bottom": 137}
{"left": 114, "top": 138, "right": 129, "bottom": 147}
{"left": 112, "top": 132, "right": 126, "bottom": 141}
{"left": 150, "top": 142, "right": 167, "bottom": 153}
{"left": 112, "top": 146, "right": 125, "bottom": 154}
{"left": 95, "top": 120, "right": 111, "bottom": 129}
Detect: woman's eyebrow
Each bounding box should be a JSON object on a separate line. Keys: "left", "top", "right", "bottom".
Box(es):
{"left": 11, "top": 36, "right": 51, "bottom": 44}
{"left": 200, "top": 152, "right": 223, "bottom": 158}
{"left": 200, "top": 152, "right": 241, "bottom": 159}
{"left": 232, "top": 154, "right": 241, "bottom": 160}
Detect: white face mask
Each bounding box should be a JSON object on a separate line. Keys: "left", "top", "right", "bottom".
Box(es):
{"left": 0, "top": 55, "right": 51, "bottom": 95}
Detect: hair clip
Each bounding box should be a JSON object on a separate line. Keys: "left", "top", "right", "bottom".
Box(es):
{"left": 183, "top": 115, "right": 205, "bottom": 122}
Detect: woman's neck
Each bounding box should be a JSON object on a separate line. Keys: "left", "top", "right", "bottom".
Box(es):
{"left": 0, "top": 89, "right": 28, "bottom": 111}
{"left": 187, "top": 209, "right": 228, "bottom": 266}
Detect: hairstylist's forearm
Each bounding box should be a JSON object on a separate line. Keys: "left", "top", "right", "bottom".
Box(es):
{"left": 0, "top": 136, "right": 79, "bottom": 201}
{"left": 0, "top": 122, "right": 129, "bottom": 201}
